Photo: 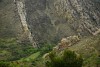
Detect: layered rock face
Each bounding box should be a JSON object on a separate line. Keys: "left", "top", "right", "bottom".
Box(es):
{"left": 0, "top": 0, "right": 100, "bottom": 46}
{"left": 25, "top": 0, "right": 100, "bottom": 45}
{"left": 45, "top": 0, "right": 100, "bottom": 35}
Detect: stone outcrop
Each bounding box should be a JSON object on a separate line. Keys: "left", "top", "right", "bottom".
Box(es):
{"left": 44, "top": 35, "right": 80, "bottom": 59}
{"left": 53, "top": 35, "right": 80, "bottom": 51}
{"left": 15, "top": 0, "right": 36, "bottom": 47}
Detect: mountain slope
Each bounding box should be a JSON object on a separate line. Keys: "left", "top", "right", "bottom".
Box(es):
{"left": 69, "top": 36, "right": 100, "bottom": 67}
{"left": 0, "top": 0, "right": 100, "bottom": 63}
{"left": 25, "top": 0, "right": 100, "bottom": 45}
{"left": 0, "top": 0, "right": 100, "bottom": 45}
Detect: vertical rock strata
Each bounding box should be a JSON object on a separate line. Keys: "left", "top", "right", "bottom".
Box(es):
{"left": 15, "top": 0, "right": 36, "bottom": 47}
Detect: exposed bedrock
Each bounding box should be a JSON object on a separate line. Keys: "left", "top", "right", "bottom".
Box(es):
{"left": 25, "top": 0, "right": 100, "bottom": 45}
{"left": 0, "top": 0, "right": 100, "bottom": 47}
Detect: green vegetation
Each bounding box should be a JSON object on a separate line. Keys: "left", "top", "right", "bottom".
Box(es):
{"left": 45, "top": 50, "right": 83, "bottom": 67}
{"left": 0, "top": 38, "right": 39, "bottom": 61}
{"left": 40, "top": 43, "right": 54, "bottom": 54}
{"left": 0, "top": 61, "right": 10, "bottom": 67}
{"left": 96, "top": 56, "right": 100, "bottom": 67}
{"left": 69, "top": 35, "right": 100, "bottom": 67}
{"left": 19, "top": 52, "right": 40, "bottom": 62}
{"left": 0, "top": 39, "right": 54, "bottom": 67}
{"left": 0, "top": 35, "right": 100, "bottom": 67}
{"left": 33, "top": 35, "right": 100, "bottom": 67}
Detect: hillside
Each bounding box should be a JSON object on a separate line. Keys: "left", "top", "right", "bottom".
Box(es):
{"left": 0, "top": 0, "right": 100, "bottom": 46}
{"left": 0, "top": 0, "right": 100, "bottom": 67}
{"left": 33, "top": 35, "right": 100, "bottom": 67}
{"left": 69, "top": 35, "right": 100, "bottom": 67}
{"left": 25, "top": 0, "right": 100, "bottom": 45}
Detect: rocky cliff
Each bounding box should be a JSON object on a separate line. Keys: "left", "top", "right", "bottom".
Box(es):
{"left": 0, "top": 0, "right": 100, "bottom": 47}
{"left": 25, "top": 0, "right": 100, "bottom": 45}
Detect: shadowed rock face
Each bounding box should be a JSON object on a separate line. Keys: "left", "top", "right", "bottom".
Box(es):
{"left": 25, "top": 0, "right": 55, "bottom": 44}
{"left": 0, "top": 0, "right": 100, "bottom": 46}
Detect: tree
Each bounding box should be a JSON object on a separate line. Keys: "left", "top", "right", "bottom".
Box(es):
{"left": 45, "top": 50, "right": 83, "bottom": 67}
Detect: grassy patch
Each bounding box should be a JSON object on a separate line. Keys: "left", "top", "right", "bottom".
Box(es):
{"left": 19, "top": 52, "right": 41, "bottom": 62}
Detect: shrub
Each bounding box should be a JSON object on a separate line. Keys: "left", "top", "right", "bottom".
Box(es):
{"left": 40, "top": 43, "right": 54, "bottom": 55}
{"left": 45, "top": 50, "right": 83, "bottom": 67}
{"left": 96, "top": 55, "right": 100, "bottom": 67}
{"left": 0, "top": 61, "right": 10, "bottom": 67}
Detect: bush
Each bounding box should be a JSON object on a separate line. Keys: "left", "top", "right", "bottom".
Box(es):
{"left": 0, "top": 61, "right": 10, "bottom": 67}
{"left": 40, "top": 43, "right": 54, "bottom": 55}
{"left": 45, "top": 50, "right": 83, "bottom": 67}
{"left": 96, "top": 55, "right": 100, "bottom": 67}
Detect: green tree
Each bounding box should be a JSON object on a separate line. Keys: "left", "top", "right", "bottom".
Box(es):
{"left": 45, "top": 50, "right": 83, "bottom": 67}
